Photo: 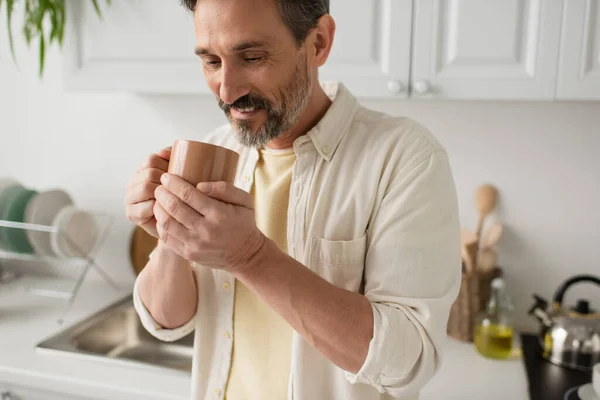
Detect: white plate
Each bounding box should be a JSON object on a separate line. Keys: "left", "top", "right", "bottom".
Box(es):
{"left": 24, "top": 189, "right": 74, "bottom": 256}
{"left": 50, "top": 205, "right": 99, "bottom": 259}
{"left": 0, "top": 177, "right": 19, "bottom": 195}
{"left": 579, "top": 384, "right": 600, "bottom": 400}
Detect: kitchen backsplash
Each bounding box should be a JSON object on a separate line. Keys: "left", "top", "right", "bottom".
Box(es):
{"left": 1, "top": 32, "right": 599, "bottom": 334}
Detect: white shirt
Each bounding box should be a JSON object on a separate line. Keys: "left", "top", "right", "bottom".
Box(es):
{"left": 133, "top": 82, "right": 462, "bottom": 400}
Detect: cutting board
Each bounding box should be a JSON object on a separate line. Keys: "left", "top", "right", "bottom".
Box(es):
{"left": 129, "top": 226, "right": 158, "bottom": 276}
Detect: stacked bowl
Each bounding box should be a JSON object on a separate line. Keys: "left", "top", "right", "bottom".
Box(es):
{"left": 0, "top": 178, "right": 98, "bottom": 259}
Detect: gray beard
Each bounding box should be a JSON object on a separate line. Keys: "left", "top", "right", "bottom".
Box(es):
{"left": 231, "top": 61, "right": 312, "bottom": 149}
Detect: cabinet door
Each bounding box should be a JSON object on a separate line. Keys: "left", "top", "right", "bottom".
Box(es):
{"left": 556, "top": 0, "right": 600, "bottom": 99}
{"left": 64, "top": 0, "right": 204, "bottom": 94}
{"left": 411, "top": 0, "right": 564, "bottom": 100}
{"left": 64, "top": 0, "right": 412, "bottom": 98}
{"left": 320, "top": 0, "right": 413, "bottom": 98}
{"left": 0, "top": 383, "right": 87, "bottom": 400}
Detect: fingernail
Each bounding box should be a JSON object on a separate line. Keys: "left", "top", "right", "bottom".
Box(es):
{"left": 161, "top": 174, "right": 169, "bottom": 184}
{"left": 197, "top": 182, "right": 212, "bottom": 193}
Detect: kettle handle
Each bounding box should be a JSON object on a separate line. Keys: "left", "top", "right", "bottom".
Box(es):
{"left": 552, "top": 274, "right": 600, "bottom": 309}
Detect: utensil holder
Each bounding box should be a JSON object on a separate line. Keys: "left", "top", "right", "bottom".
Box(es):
{"left": 447, "top": 267, "right": 501, "bottom": 342}
{"left": 0, "top": 212, "right": 119, "bottom": 324}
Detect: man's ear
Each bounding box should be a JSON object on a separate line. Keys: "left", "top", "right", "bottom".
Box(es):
{"left": 310, "top": 14, "right": 336, "bottom": 68}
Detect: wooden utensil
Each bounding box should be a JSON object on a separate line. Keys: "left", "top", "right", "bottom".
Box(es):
{"left": 461, "top": 228, "right": 479, "bottom": 274}
{"left": 129, "top": 226, "right": 158, "bottom": 276}
{"left": 477, "top": 247, "right": 498, "bottom": 273}
{"left": 475, "top": 184, "right": 499, "bottom": 238}
{"left": 483, "top": 221, "right": 504, "bottom": 248}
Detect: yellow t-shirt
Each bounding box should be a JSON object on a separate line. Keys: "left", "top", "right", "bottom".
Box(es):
{"left": 224, "top": 147, "right": 296, "bottom": 400}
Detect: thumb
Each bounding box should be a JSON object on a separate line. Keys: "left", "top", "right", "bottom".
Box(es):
{"left": 197, "top": 181, "right": 253, "bottom": 209}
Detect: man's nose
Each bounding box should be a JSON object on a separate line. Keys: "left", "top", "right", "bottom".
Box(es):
{"left": 219, "top": 64, "right": 250, "bottom": 105}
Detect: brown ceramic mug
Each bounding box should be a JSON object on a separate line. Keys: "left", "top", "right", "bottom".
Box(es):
{"left": 167, "top": 140, "right": 240, "bottom": 186}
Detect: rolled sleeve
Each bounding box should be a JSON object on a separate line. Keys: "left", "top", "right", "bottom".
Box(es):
{"left": 345, "top": 147, "right": 462, "bottom": 397}
{"left": 132, "top": 272, "right": 197, "bottom": 343}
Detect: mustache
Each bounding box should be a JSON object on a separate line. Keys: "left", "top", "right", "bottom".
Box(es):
{"left": 219, "top": 94, "right": 272, "bottom": 113}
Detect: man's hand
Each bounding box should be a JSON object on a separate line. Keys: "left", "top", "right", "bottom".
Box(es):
{"left": 125, "top": 147, "right": 172, "bottom": 239}
{"left": 154, "top": 173, "right": 265, "bottom": 272}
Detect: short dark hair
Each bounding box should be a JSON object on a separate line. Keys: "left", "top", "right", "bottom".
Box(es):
{"left": 180, "top": 0, "right": 329, "bottom": 45}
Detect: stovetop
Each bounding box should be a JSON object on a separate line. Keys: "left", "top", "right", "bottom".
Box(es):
{"left": 520, "top": 333, "right": 593, "bottom": 400}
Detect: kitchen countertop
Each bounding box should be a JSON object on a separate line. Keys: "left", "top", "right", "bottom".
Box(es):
{"left": 420, "top": 334, "right": 529, "bottom": 400}
{"left": 0, "top": 273, "right": 532, "bottom": 400}
{"left": 0, "top": 274, "right": 190, "bottom": 400}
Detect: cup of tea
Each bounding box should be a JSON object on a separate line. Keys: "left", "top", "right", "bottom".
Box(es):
{"left": 167, "top": 140, "right": 240, "bottom": 185}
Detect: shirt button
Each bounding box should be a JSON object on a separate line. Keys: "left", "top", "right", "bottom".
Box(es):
{"left": 243, "top": 175, "right": 251, "bottom": 182}
{"left": 322, "top": 146, "right": 329, "bottom": 154}
{"left": 214, "top": 388, "right": 221, "bottom": 395}
{"left": 223, "top": 282, "right": 231, "bottom": 291}
{"left": 223, "top": 331, "right": 231, "bottom": 339}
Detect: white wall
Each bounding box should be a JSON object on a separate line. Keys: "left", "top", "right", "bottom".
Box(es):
{"left": 1, "top": 27, "right": 599, "bottom": 333}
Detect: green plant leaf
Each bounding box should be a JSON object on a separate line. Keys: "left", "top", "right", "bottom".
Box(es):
{"left": 57, "top": 0, "right": 65, "bottom": 47}
{"left": 4, "top": 0, "right": 110, "bottom": 79}
{"left": 49, "top": 4, "right": 58, "bottom": 44}
{"left": 6, "top": 0, "right": 16, "bottom": 62}
{"left": 91, "top": 0, "right": 102, "bottom": 19}
{"left": 23, "top": 23, "right": 33, "bottom": 46}
{"left": 39, "top": 29, "right": 45, "bottom": 78}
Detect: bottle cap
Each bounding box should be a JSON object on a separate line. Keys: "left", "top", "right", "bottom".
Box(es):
{"left": 491, "top": 277, "right": 505, "bottom": 290}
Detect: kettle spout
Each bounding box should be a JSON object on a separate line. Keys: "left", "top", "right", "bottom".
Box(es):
{"left": 528, "top": 294, "right": 552, "bottom": 327}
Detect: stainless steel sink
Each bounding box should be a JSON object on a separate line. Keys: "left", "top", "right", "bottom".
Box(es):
{"left": 36, "top": 295, "right": 194, "bottom": 373}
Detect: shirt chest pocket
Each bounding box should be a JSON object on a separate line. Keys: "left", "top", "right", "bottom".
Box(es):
{"left": 307, "top": 234, "right": 367, "bottom": 293}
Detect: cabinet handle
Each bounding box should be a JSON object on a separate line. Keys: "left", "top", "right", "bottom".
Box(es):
{"left": 387, "top": 80, "right": 404, "bottom": 94}
{"left": 413, "top": 80, "right": 431, "bottom": 95}
{"left": 1, "top": 392, "right": 13, "bottom": 400}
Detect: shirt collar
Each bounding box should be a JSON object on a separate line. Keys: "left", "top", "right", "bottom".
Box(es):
{"left": 242, "top": 81, "right": 359, "bottom": 162}
{"left": 305, "top": 81, "right": 359, "bottom": 161}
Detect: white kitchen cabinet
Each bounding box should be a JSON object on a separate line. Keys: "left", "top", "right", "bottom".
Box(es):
{"left": 63, "top": 0, "right": 600, "bottom": 100}
{"left": 0, "top": 383, "right": 88, "bottom": 400}
{"left": 64, "top": 0, "right": 202, "bottom": 94}
{"left": 64, "top": 0, "right": 413, "bottom": 98}
{"left": 556, "top": 0, "right": 600, "bottom": 100}
{"left": 319, "top": 0, "right": 413, "bottom": 98}
{"left": 410, "top": 0, "right": 564, "bottom": 100}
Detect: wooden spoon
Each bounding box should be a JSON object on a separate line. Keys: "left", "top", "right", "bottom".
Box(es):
{"left": 475, "top": 184, "right": 499, "bottom": 238}
{"left": 477, "top": 247, "right": 498, "bottom": 273}
{"left": 461, "top": 228, "right": 479, "bottom": 274}
{"left": 483, "top": 221, "right": 504, "bottom": 248}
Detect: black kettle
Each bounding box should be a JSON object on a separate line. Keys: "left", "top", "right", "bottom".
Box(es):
{"left": 528, "top": 274, "right": 600, "bottom": 372}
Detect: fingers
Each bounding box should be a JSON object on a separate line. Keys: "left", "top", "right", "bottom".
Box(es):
{"left": 156, "top": 219, "right": 186, "bottom": 258}
{"left": 127, "top": 200, "right": 155, "bottom": 224}
{"left": 132, "top": 168, "right": 165, "bottom": 185}
{"left": 197, "top": 181, "right": 254, "bottom": 209}
{"left": 136, "top": 151, "right": 170, "bottom": 173}
{"left": 156, "top": 146, "right": 172, "bottom": 161}
{"left": 160, "top": 174, "right": 220, "bottom": 215}
{"left": 125, "top": 180, "right": 161, "bottom": 205}
{"left": 154, "top": 201, "right": 190, "bottom": 243}
{"left": 155, "top": 185, "right": 202, "bottom": 230}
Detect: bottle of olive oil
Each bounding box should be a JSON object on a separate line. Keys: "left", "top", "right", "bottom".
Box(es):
{"left": 474, "top": 277, "right": 514, "bottom": 359}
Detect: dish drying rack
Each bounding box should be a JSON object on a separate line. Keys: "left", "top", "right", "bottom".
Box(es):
{"left": 0, "top": 213, "right": 120, "bottom": 324}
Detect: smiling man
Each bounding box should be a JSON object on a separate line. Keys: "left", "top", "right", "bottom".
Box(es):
{"left": 125, "top": 0, "right": 462, "bottom": 399}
